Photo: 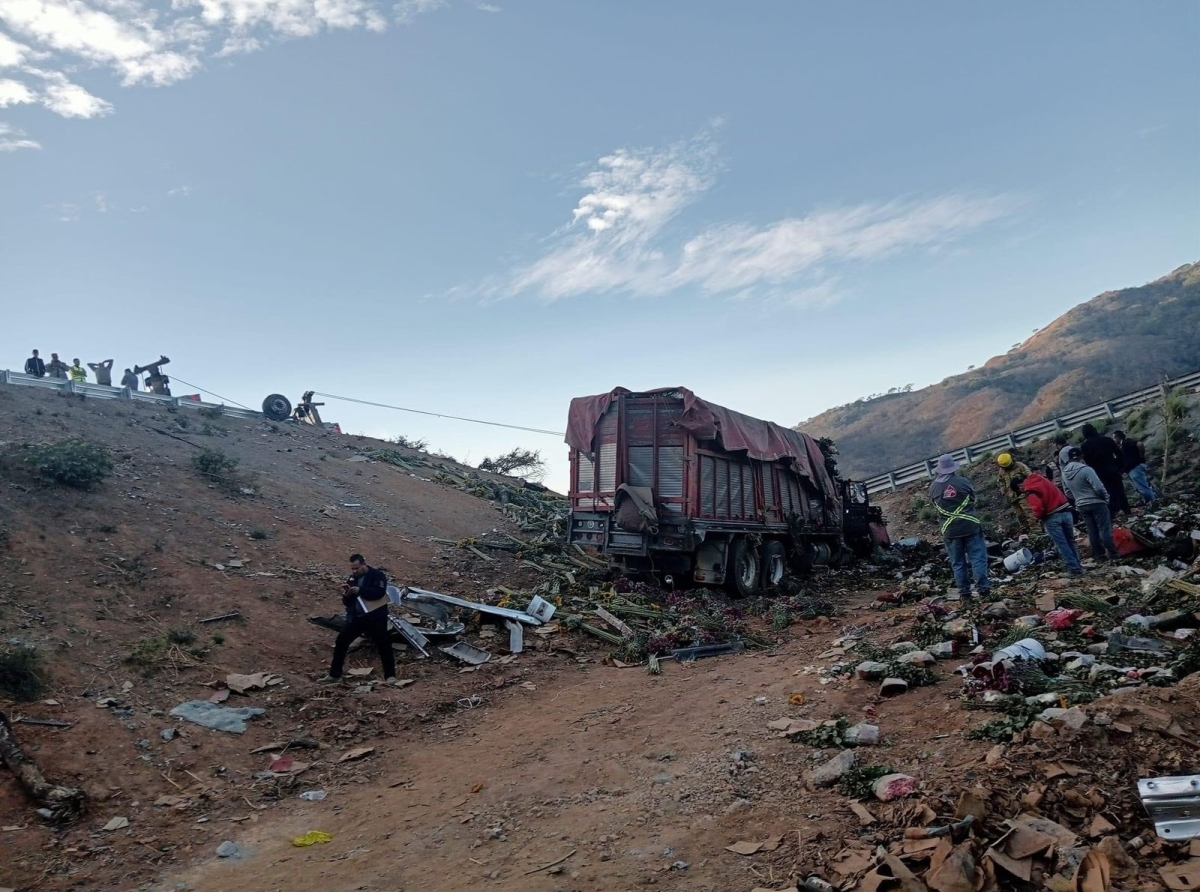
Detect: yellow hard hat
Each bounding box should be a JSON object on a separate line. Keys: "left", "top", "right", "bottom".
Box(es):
{"left": 997, "top": 453, "right": 1013, "bottom": 468}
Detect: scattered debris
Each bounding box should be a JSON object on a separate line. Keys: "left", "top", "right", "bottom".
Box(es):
{"left": 291, "top": 830, "right": 333, "bottom": 847}
{"left": 168, "top": 701, "right": 265, "bottom": 734}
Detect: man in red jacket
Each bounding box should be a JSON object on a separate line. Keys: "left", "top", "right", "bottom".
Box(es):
{"left": 1011, "top": 472, "right": 1083, "bottom": 576}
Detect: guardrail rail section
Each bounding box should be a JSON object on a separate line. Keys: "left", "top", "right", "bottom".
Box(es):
{"left": 0, "top": 370, "right": 264, "bottom": 420}
{"left": 858, "top": 369, "right": 1200, "bottom": 494}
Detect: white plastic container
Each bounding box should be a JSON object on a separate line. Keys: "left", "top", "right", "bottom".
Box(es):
{"left": 1003, "top": 547, "right": 1034, "bottom": 573}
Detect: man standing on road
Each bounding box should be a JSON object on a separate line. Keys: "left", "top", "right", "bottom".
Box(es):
{"left": 1113, "top": 430, "right": 1158, "bottom": 506}
{"left": 68, "top": 358, "right": 87, "bottom": 383}
{"left": 24, "top": 349, "right": 45, "bottom": 377}
{"left": 318, "top": 553, "right": 397, "bottom": 684}
{"left": 1061, "top": 446, "right": 1120, "bottom": 562}
{"left": 46, "top": 353, "right": 68, "bottom": 379}
{"left": 996, "top": 453, "right": 1036, "bottom": 532}
{"left": 1079, "top": 424, "right": 1130, "bottom": 517}
{"left": 88, "top": 359, "right": 114, "bottom": 386}
{"left": 929, "top": 454, "right": 990, "bottom": 601}
{"left": 1012, "top": 470, "right": 1083, "bottom": 576}
{"left": 120, "top": 368, "right": 139, "bottom": 390}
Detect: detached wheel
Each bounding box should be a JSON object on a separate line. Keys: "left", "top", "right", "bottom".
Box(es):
{"left": 761, "top": 540, "right": 787, "bottom": 589}
{"left": 728, "top": 538, "right": 761, "bottom": 598}
{"left": 262, "top": 393, "right": 292, "bottom": 421}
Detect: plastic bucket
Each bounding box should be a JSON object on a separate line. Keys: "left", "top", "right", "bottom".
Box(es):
{"left": 993, "top": 638, "right": 1046, "bottom": 662}
{"left": 1003, "top": 547, "right": 1034, "bottom": 573}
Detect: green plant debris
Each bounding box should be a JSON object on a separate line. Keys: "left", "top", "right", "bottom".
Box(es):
{"left": 791, "top": 718, "right": 849, "bottom": 748}
{"left": 840, "top": 764, "right": 897, "bottom": 801}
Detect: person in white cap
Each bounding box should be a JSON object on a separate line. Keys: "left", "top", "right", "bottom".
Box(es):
{"left": 928, "top": 454, "right": 990, "bottom": 600}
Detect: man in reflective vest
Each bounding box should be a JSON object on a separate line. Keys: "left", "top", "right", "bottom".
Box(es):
{"left": 928, "top": 454, "right": 990, "bottom": 601}
{"left": 68, "top": 358, "right": 87, "bottom": 383}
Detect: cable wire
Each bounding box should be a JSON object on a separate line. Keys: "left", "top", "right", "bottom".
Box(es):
{"left": 168, "top": 376, "right": 254, "bottom": 411}
{"left": 313, "top": 391, "right": 565, "bottom": 438}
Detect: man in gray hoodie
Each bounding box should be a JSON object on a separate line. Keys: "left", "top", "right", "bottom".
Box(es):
{"left": 1060, "top": 446, "right": 1119, "bottom": 561}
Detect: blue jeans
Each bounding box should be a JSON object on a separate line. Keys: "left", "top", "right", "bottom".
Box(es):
{"left": 945, "top": 530, "right": 989, "bottom": 596}
{"left": 1079, "top": 502, "right": 1119, "bottom": 559}
{"left": 1043, "top": 510, "right": 1083, "bottom": 574}
{"left": 1127, "top": 464, "right": 1158, "bottom": 504}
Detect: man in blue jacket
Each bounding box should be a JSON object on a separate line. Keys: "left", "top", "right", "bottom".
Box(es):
{"left": 318, "top": 553, "right": 397, "bottom": 684}
{"left": 928, "top": 454, "right": 990, "bottom": 600}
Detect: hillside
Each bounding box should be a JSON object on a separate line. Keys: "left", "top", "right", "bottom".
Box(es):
{"left": 801, "top": 261, "right": 1200, "bottom": 477}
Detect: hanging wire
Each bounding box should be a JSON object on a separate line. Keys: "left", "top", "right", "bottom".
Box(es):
{"left": 312, "top": 391, "right": 565, "bottom": 438}
{"left": 168, "top": 375, "right": 254, "bottom": 411}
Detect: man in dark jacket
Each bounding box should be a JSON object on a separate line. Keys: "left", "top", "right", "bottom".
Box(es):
{"left": 318, "top": 553, "right": 397, "bottom": 684}
{"left": 928, "top": 454, "right": 990, "bottom": 600}
{"left": 1113, "top": 430, "right": 1158, "bottom": 505}
{"left": 24, "top": 349, "right": 46, "bottom": 377}
{"left": 1013, "top": 471, "right": 1083, "bottom": 575}
{"left": 1079, "top": 424, "right": 1130, "bottom": 516}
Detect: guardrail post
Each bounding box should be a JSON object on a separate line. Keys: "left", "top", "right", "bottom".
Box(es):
{"left": 887, "top": 472, "right": 898, "bottom": 493}
{"left": 120, "top": 386, "right": 132, "bottom": 400}
{"left": 924, "top": 459, "right": 934, "bottom": 478}
{"left": 1160, "top": 381, "right": 1172, "bottom": 400}
{"left": 0, "top": 370, "right": 8, "bottom": 385}
{"left": 1103, "top": 401, "right": 1116, "bottom": 419}
{"left": 1006, "top": 433, "right": 1017, "bottom": 448}
{"left": 962, "top": 445, "right": 973, "bottom": 464}
{"left": 65, "top": 380, "right": 76, "bottom": 395}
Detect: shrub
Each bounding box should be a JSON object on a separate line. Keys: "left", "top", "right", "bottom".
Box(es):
{"left": 167, "top": 627, "right": 196, "bottom": 646}
{"left": 388, "top": 434, "right": 429, "bottom": 451}
{"left": 249, "top": 529, "right": 268, "bottom": 540}
{"left": 0, "top": 647, "right": 47, "bottom": 702}
{"left": 192, "top": 448, "right": 239, "bottom": 481}
{"left": 25, "top": 439, "right": 114, "bottom": 489}
{"left": 478, "top": 447, "right": 547, "bottom": 481}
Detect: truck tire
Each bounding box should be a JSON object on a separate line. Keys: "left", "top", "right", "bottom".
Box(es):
{"left": 761, "top": 540, "right": 787, "bottom": 589}
{"left": 262, "top": 393, "right": 292, "bottom": 421}
{"left": 728, "top": 538, "right": 761, "bottom": 598}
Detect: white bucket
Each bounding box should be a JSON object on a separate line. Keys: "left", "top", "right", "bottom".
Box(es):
{"left": 993, "top": 638, "right": 1046, "bottom": 662}
{"left": 1003, "top": 547, "right": 1034, "bottom": 573}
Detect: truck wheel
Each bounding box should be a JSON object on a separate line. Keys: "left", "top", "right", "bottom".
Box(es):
{"left": 728, "top": 538, "right": 761, "bottom": 598}
{"left": 761, "top": 540, "right": 787, "bottom": 589}
{"left": 262, "top": 393, "right": 292, "bottom": 421}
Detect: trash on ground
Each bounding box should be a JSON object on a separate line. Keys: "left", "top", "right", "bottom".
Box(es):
{"left": 168, "top": 701, "right": 265, "bottom": 734}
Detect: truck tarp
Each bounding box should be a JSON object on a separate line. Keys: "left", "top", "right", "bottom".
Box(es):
{"left": 566, "top": 387, "right": 840, "bottom": 504}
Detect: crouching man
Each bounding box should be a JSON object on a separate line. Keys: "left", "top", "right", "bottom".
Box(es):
{"left": 318, "top": 553, "right": 397, "bottom": 684}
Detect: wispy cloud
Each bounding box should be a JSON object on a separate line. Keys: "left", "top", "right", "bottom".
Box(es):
{"left": 47, "top": 200, "right": 79, "bottom": 222}
{"left": 0, "top": 119, "right": 38, "bottom": 150}
{"left": 486, "top": 128, "right": 1021, "bottom": 306}
{"left": 475, "top": 3, "right": 501, "bottom": 12}
{"left": 167, "top": 184, "right": 192, "bottom": 197}
{"left": 93, "top": 191, "right": 108, "bottom": 212}
{"left": 0, "top": 0, "right": 444, "bottom": 127}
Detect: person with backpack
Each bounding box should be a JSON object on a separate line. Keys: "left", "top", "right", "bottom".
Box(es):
{"left": 317, "top": 553, "right": 398, "bottom": 684}
{"left": 1011, "top": 470, "right": 1083, "bottom": 576}
{"left": 928, "top": 454, "right": 990, "bottom": 600}
{"left": 1060, "top": 446, "right": 1120, "bottom": 561}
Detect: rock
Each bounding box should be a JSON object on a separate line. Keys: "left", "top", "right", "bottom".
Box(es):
{"left": 1028, "top": 721, "right": 1057, "bottom": 740}
{"left": 670, "top": 861, "right": 689, "bottom": 871}
{"left": 855, "top": 661, "right": 889, "bottom": 681}
{"left": 985, "top": 745, "right": 1006, "bottom": 766}
{"left": 943, "top": 619, "right": 974, "bottom": 639}
{"left": 897, "top": 650, "right": 935, "bottom": 667}
{"left": 1052, "top": 707, "right": 1089, "bottom": 731}
{"left": 216, "top": 841, "right": 240, "bottom": 858}
{"left": 1085, "top": 643, "right": 1109, "bottom": 654}
{"left": 1038, "top": 708, "right": 1067, "bottom": 722}
{"left": 160, "top": 728, "right": 177, "bottom": 741}
{"left": 652, "top": 773, "right": 675, "bottom": 785}
{"left": 843, "top": 723, "right": 879, "bottom": 746}
{"left": 1123, "top": 614, "right": 1151, "bottom": 629}
{"left": 983, "top": 600, "right": 1014, "bottom": 618}
{"left": 888, "top": 641, "right": 918, "bottom": 653}
{"left": 1064, "top": 656, "right": 1095, "bottom": 671}
{"left": 871, "top": 773, "right": 917, "bottom": 802}
{"left": 804, "top": 749, "right": 857, "bottom": 790}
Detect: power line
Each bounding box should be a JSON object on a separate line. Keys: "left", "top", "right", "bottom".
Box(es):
{"left": 168, "top": 375, "right": 254, "bottom": 411}
{"left": 313, "top": 391, "right": 565, "bottom": 438}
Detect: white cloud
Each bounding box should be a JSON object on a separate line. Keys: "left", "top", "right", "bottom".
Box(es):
{"left": 0, "top": 119, "right": 39, "bottom": 149}
{"left": 491, "top": 129, "right": 1020, "bottom": 305}
{"left": 93, "top": 190, "right": 108, "bottom": 211}
{"left": 475, "top": 2, "right": 500, "bottom": 11}
{"left": 167, "top": 184, "right": 192, "bottom": 196}
{"left": 0, "top": 0, "right": 444, "bottom": 127}
{"left": 48, "top": 200, "right": 79, "bottom": 221}
{"left": 395, "top": 0, "right": 444, "bottom": 25}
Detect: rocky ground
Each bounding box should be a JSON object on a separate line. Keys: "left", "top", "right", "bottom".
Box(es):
{"left": 1, "top": 382, "right": 1199, "bottom": 892}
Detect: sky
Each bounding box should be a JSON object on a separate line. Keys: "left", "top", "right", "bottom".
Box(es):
{"left": 1, "top": 1, "right": 1198, "bottom": 494}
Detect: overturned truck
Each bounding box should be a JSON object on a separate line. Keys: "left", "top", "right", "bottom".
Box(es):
{"left": 566, "top": 387, "right": 886, "bottom": 596}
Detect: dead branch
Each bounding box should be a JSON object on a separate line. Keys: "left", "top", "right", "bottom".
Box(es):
{"left": 0, "top": 711, "right": 86, "bottom": 820}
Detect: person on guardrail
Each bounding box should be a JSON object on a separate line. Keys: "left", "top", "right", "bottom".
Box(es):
{"left": 929, "top": 454, "right": 990, "bottom": 601}
{"left": 68, "top": 358, "right": 87, "bottom": 383}
{"left": 46, "top": 353, "right": 68, "bottom": 379}
{"left": 1060, "top": 446, "right": 1120, "bottom": 562}
{"left": 24, "top": 349, "right": 45, "bottom": 378}
{"left": 87, "top": 359, "right": 114, "bottom": 386}
{"left": 995, "top": 453, "right": 1036, "bottom": 533}
{"left": 1113, "top": 430, "right": 1158, "bottom": 506}
{"left": 1079, "top": 424, "right": 1130, "bottom": 517}
{"left": 318, "top": 553, "right": 398, "bottom": 685}
{"left": 120, "top": 368, "right": 139, "bottom": 390}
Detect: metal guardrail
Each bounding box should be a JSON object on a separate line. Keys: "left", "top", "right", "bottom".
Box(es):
{"left": 0, "top": 370, "right": 263, "bottom": 420}
{"left": 863, "top": 368, "right": 1200, "bottom": 495}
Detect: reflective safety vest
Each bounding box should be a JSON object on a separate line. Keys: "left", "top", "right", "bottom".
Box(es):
{"left": 68, "top": 365, "right": 87, "bottom": 382}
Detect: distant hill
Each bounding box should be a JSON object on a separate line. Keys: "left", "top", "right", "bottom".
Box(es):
{"left": 799, "top": 261, "right": 1200, "bottom": 477}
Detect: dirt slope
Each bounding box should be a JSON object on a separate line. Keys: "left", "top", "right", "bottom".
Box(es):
{"left": 801, "top": 261, "right": 1200, "bottom": 477}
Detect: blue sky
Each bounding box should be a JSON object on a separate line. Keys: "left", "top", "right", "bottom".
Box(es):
{"left": 2, "top": 0, "right": 1198, "bottom": 492}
